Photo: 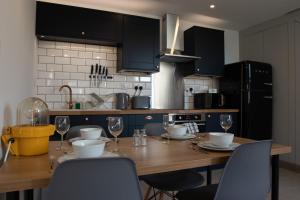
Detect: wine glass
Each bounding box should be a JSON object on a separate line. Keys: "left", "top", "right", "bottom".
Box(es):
{"left": 107, "top": 117, "right": 123, "bottom": 152}
{"left": 163, "top": 115, "right": 175, "bottom": 143}
{"left": 220, "top": 114, "right": 232, "bottom": 133}
{"left": 55, "top": 116, "right": 70, "bottom": 151}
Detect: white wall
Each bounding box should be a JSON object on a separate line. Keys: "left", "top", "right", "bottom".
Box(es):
{"left": 0, "top": 0, "right": 36, "bottom": 158}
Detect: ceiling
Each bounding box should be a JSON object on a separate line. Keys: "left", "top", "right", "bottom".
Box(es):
{"left": 43, "top": 0, "right": 300, "bottom": 30}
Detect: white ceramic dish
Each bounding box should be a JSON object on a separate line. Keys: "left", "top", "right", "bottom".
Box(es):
{"left": 167, "top": 125, "right": 187, "bottom": 137}
{"left": 198, "top": 141, "right": 240, "bottom": 151}
{"left": 72, "top": 140, "right": 105, "bottom": 158}
{"left": 57, "top": 151, "right": 118, "bottom": 163}
{"left": 161, "top": 133, "right": 195, "bottom": 140}
{"left": 208, "top": 132, "right": 234, "bottom": 147}
{"left": 68, "top": 136, "right": 111, "bottom": 144}
{"left": 80, "top": 128, "right": 102, "bottom": 140}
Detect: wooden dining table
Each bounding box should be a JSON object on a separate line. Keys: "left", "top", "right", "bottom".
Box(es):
{"left": 0, "top": 135, "right": 291, "bottom": 200}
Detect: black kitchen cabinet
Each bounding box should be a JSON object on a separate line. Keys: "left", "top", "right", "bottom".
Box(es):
{"left": 49, "top": 115, "right": 129, "bottom": 140}
{"left": 127, "top": 114, "right": 164, "bottom": 136}
{"left": 182, "top": 26, "right": 224, "bottom": 76}
{"left": 36, "top": 1, "right": 122, "bottom": 45}
{"left": 118, "top": 15, "right": 160, "bottom": 72}
{"left": 205, "top": 113, "right": 237, "bottom": 134}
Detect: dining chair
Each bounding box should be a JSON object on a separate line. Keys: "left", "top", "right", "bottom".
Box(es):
{"left": 65, "top": 125, "right": 107, "bottom": 140}
{"left": 43, "top": 157, "right": 143, "bottom": 200}
{"left": 142, "top": 123, "right": 205, "bottom": 200}
{"left": 176, "top": 140, "right": 272, "bottom": 200}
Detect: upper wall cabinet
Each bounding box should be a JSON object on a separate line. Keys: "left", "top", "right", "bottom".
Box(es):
{"left": 182, "top": 26, "right": 224, "bottom": 76}
{"left": 36, "top": 2, "right": 123, "bottom": 45}
{"left": 117, "top": 15, "right": 160, "bottom": 72}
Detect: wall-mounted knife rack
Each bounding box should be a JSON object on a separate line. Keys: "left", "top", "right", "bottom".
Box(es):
{"left": 89, "top": 64, "right": 113, "bottom": 87}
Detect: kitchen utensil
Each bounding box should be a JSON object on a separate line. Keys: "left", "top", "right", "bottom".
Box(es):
{"left": 105, "top": 67, "right": 108, "bottom": 82}
{"left": 131, "top": 96, "right": 151, "bottom": 109}
{"left": 97, "top": 65, "right": 102, "bottom": 87}
{"left": 89, "top": 65, "right": 94, "bottom": 87}
{"left": 94, "top": 64, "right": 98, "bottom": 87}
{"left": 116, "top": 93, "right": 130, "bottom": 109}
{"left": 208, "top": 132, "right": 234, "bottom": 147}
{"left": 80, "top": 128, "right": 102, "bottom": 140}
{"left": 133, "top": 86, "right": 138, "bottom": 96}
{"left": 3, "top": 138, "right": 14, "bottom": 162}
{"left": 100, "top": 66, "right": 105, "bottom": 84}
{"left": 72, "top": 140, "right": 106, "bottom": 158}
{"left": 138, "top": 86, "right": 143, "bottom": 96}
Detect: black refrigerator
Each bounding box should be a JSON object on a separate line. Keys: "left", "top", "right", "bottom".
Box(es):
{"left": 220, "top": 61, "right": 272, "bottom": 140}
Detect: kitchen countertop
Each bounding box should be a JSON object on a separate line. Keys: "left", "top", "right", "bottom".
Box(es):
{"left": 49, "top": 108, "right": 239, "bottom": 115}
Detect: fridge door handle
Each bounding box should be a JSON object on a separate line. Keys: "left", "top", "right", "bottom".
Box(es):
{"left": 264, "top": 83, "right": 272, "bottom": 86}
{"left": 264, "top": 96, "right": 273, "bottom": 99}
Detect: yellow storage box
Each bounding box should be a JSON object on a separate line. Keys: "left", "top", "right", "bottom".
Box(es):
{"left": 1, "top": 125, "right": 55, "bottom": 156}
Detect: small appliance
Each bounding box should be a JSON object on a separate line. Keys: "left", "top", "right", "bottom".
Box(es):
{"left": 194, "top": 93, "right": 225, "bottom": 109}
{"left": 131, "top": 96, "right": 151, "bottom": 109}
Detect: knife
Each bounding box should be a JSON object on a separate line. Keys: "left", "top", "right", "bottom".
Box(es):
{"left": 89, "top": 65, "right": 94, "bottom": 87}
{"left": 101, "top": 66, "right": 105, "bottom": 84}
{"left": 94, "top": 64, "right": 98, "bottom": 87}
{"left": 98, "top": 65, "right": 102, "bottom": 87}
{"left": 105, "top": 67, "right": 108, "bottom": 82}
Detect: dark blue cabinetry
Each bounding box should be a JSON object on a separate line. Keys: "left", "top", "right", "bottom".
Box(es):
{"left": 205, "top": 113, "right": 237, "bottom": 135}
{"left": 127, "top": 114, "right": 164, "bottom": 136}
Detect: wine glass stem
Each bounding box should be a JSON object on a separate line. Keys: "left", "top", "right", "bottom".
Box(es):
{"left": 60, "top": 135, "right": 64, "bottom": 150}
{"left": 115, "top": 136, "right": 118, "bottom": 152}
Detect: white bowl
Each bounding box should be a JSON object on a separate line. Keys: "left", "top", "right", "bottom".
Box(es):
{"left": 208, "top": 132, "right": 234, "bottom": 147}
{"left": 72, "top": 140, "right": 105, "bottom": 158}
{"left": 80, "top": 128, "right": 102, "bottom": 140}
{"left": 167, "top": 125, "right": 187, "bottom": 137}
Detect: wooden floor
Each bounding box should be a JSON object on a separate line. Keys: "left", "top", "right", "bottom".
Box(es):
{"left": 141, "top": 168, "right": 300, "bottom": 200}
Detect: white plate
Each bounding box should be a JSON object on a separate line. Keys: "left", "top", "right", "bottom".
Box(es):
{"left": 68, "top": 136, "right": 111, "bottom": 143}
{"left": 198, "top": 141, "right": 240, "bottom": 151}
{"left": 161, "top": 133, "right": 196, "bottom": 140}
{"left": 57, "top": 151, "right": 118, "bottom": 163}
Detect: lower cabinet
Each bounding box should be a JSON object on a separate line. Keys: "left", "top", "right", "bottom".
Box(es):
{"left": 49, "top": 114, "right": 164, "bottom": 140}
{"left": 205, "top": 113, "right": 237, "bottom": 135}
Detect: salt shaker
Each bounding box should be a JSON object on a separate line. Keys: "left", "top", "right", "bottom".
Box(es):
{"left": 133, "top": 129, "right": 140, "bottom": 146}
{"left": 140, "top": 129, "right": 147, "bottom": 146}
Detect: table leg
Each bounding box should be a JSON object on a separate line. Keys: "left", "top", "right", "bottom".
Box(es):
{"left": 207, "top": 166, "right": 212, "bottom": 185}
{"left": 272, "top": 155, "right": 279, "bottom": 200}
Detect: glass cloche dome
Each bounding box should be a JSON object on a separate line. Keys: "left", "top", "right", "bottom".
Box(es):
{"left": 17, "top": 97, "right": 49, "bottom": 126}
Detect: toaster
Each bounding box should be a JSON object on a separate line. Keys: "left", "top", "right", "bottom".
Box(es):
{"left": 131, "top": 96, "right": 151, "bottom": 109}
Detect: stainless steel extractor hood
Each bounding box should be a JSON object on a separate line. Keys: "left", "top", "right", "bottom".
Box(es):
{"left": 160, "top": 13, "right": 201, "bottom": 63}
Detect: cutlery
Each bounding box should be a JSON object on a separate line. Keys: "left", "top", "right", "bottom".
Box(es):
{"left": 94, "top": 64, "right": 99, "bottom": 87}
{"left": 101, "top": 66, "right": 105, "bottom": 84}
{"left": 98, "top": 65, "right": 102, "bottom": 87}
{"left": 105, "top": 67, "right": 108, "bottom": 82}
{"left": 133, "top": 86, "right": 138, "bottom": 96}
{"left": 89, "top": 65, "right": 94, "bottom": 87}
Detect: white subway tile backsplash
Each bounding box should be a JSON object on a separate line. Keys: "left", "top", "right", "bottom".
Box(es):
{"left": 36, "top": 79, "right": 46, "bottom": 86}
{"left": 71, "top": 58, "right": 85, "bottom": 65}
{"left": 126, "top": 76, "right": 139, "bottom": 82}
{"left": 62, "top": 80, "right": 78, "bottom": 87}
{"left": 63, "top": 50, "right": 79, "bottom": 58}
{"left": 106, "top": 53, "right": 117, "bottom": 61}
{"left": 63, "top": 65, "right": 78, "bottom": 72}
{"left": 85, "top": 59, "right": 99, "bottom": 66}
{"left": 39, "top": 56, "right": 54, "bottom": 64}
{"left": 47, "top": 64, "right": 62, "bottom": 72}
{"left": 107, "top": 82, "right": 121, "bottom": 89}
{"left": 140, "top": 76, "right": 151, "bottom": 82}
{"left": 70, "top": 43, "right": 85, "bottom": 51}
{"left": 78, "top": 65, "right": 90, "bottom": 73}
{"left": 46, "top": 95, "right": 62, "bottom": 102}
{"left": 72, "top": 88, "right": 85, "bottom": 95}
{"left": 38, "top": 86, "right": 54, "bottom": 94}
{"left": 70, "top": 72, "right": 85, "bottom": 80}
{"left": 55, "top": 57, "right": 70, "bottom": 65}
{"left": 85, "top": 88, "right": 100, "bottom": 95}
{"left": 86, "top": 44, "right": 100, "bottom": 52}
{"left": 56, "top": 42, "right": 70, "bottom": 49}
{"left": 55, "top": 72, "right": 70, "bottom": 80}
{"left": 145, "top": 83, "right": 152, "bottom": 89}
{"left": 47, "top": 49, "right": 63, "bottom": 57}
{"left": 112, "top": 75, "right": 126, "bottom": 81}
{"left": 78, "top": 80, "right": 90, "bottom": 87}
{"left": 78, "top": 51, "right": 92, "bottom": 59}
{"left": 93, "top": 52, "right": 106, "bottom": 60}
{"left": 37, "top": 64, "right": 46, "bottom": 71}
{"left": 46, "top": 80, "right": 62, "bottom": 86}
{"left": 100, "top": 88, "right": 114, "bottom": 95}
{"left": 100, "top": 46, "right": 114, "bottom": 53}
{"left": 37, "top": 48, "right": 47, "bottom": 56}
{"left": 38, "top": 71, "right": 54, "bottom": 79}
{"left": 39, "top": 41, "right": 55, "bottom": 48}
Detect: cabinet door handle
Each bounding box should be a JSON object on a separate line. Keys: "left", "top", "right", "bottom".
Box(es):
{"left": 207, "top": 114, "right": 211, "bottom": 118}
{"left": 264, "top": 83, "right": 272, "bottom": 86}
{"left": 81, "top": 31, "right": 85, "bottom": 35}
{"left": 145, "top": 116, "right": 153, "bottom": 120}
{"left": 85, "top": 117, "right": 89, "bottom": 121}
{"left": 264, "top": 96, "right": 272, "bottom": 99}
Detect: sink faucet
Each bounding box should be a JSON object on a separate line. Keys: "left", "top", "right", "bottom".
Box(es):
{"left": 59, "top": 85, "right": 73, "bottom": 109}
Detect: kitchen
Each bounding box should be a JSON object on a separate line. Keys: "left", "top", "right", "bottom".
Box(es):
{"left": 0, "top": 0, "right": 299, "bottom": 200}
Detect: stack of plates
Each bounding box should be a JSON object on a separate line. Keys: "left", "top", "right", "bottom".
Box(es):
{"left": 198, "top": 141, "right": 240, "bottom": 151}
{"left": 161, "top": 133, "right": 196, "bottom": 140}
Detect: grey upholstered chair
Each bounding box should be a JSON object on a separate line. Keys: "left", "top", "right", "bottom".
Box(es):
{"left": 142, "top": 123, "right": 204, "bottom": 200}
{"left": 176, "top": 140, "right": 272, "bottom": 200}
{"left": 65, "top": 125, "right": 107, "bottom": 140}
{"left": 43, "top": 158, "right": 143, "bottom": 200}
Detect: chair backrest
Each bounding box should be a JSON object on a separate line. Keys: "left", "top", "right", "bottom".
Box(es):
{"left": 144, "top": 123, "right": 165, "bottom": 136}
{"left": 65, "top": 125, "right": 107, "bottom": 140}
{"left": 44, "top": 158, "right": 143, "bottom": 200}
{"left": 214, "top": 140, "right": 272, "bottom": 200}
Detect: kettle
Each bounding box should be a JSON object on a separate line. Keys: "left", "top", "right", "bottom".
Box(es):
{"left": 116, "top": 93, "right": 130, "bottom": 109}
